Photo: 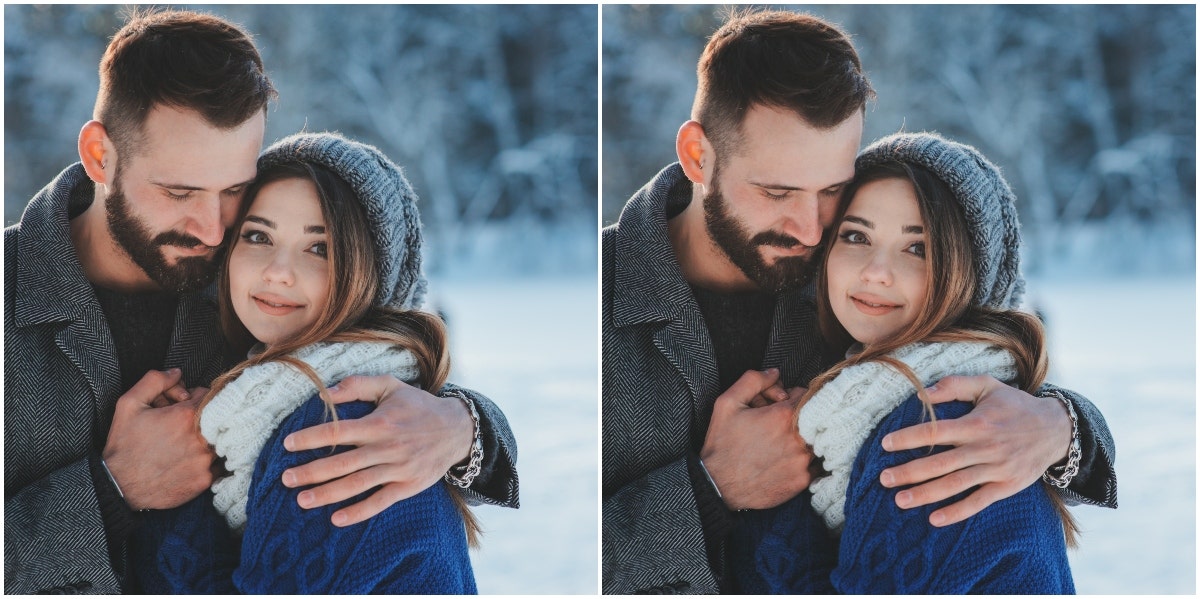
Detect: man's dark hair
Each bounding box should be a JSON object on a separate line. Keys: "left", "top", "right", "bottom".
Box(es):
{"left": 693, "top": 9, "right": 875, "bottom": 158}
{"left": 94, "top": 9, "right": 277, "bottom": 157}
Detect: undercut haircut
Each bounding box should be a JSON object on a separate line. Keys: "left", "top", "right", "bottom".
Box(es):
{"left": 94, "top": 9, "right": 276, "bottom": 157}
{"left": 693, "top": 9, "right": 875, "bottom": 158}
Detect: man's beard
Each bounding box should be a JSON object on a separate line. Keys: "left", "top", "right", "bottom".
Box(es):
{"left": 703, "top": 173, "right": 822, "bottom": 294}
{"left": 105, "top": 177, "right": 223, "bottom": 294}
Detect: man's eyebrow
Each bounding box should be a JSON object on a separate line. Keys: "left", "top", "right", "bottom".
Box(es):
{"left": 843, "top": 215, "right": 873, "bottom": 228}
{"left": 747, "top": 177, "right": 853, "bottom": 191}
{"left": 148, "top": 177, "right": 255, "bottom": 191}
{"left": 244, "top": 215, "right": 276, "bottom": 229}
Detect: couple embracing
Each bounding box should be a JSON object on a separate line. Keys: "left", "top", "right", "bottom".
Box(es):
{"left": 6, "top": 10, "right": 518, "bottom": 594}
{"left": 602, "top": 9, "right": 1116, "bottom": 594}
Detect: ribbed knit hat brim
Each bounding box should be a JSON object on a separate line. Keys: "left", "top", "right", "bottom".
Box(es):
{"left": 855, "top": 132, "right": 1025, "bottom": 309}
{"left": 257, "top": 132, "right": 426, "bottom": 311}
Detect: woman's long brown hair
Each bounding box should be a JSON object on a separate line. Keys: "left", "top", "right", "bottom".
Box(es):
{"left": 204, "top": 161, "right": 480, "bottom": 547}
{"left": 804, "top": 161, "right": 1078, "bottom": 548}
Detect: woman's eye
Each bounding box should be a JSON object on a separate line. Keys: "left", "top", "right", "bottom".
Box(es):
{"left": 907, "top": 241, "right": 926, "bottom": 258}
{"left": 309, "top": 242, "right": 328, "bottom": 258}
{"left": 240, "top": 230, "right": 269, "bottom": 244}
{"left": 838, "top": 230, "right": 867, "bottom": 244}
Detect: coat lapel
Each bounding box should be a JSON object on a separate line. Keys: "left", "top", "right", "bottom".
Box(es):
{"left": 611, "top": 164, "right": 720, "bottom": 444}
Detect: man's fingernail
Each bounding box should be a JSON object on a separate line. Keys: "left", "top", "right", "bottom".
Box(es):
{"left": 332, "top": 512, "right": 349, "bottom": 527}
{"left": 880, "top": 470, "right": 895, "bottom": 487}
{"left": 297, "top": 490, "right": 314, "bottom": 507}
{"left": 282, "top": 470, "right": 297, "bottom": 486}
{"left": 167, "top": 368, "right": 180, "bottom": 375}
{"left": 896, "top": 490, "right": 911, "bottom": 507}
{"left": 179, "top": 390, "right": 190, "bottom": 400}
{"left": 925, "top": 384, "right": 938, "bottom": 393}
{"left": 881, "top": 434, "right": 894, "bottom": 451}
{"left": 930, "top": 512, "right": 946, "bottom": 526}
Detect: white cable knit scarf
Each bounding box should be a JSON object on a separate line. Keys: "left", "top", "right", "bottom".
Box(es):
{"left": 797, "top": 341, "right": 1017, "bottom": 533}
{"left": 199, "top": 341, "right": 419, "bottom": 531}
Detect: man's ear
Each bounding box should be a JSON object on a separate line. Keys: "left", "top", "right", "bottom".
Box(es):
{"left": 78, "top": 120, "right": 114, "bottom": 185}
{"left": 676, "top": 120, "right": 713, "bottom": 185}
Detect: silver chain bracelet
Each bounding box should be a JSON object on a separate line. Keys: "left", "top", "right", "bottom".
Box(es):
{"left": 1041, "top": 390, "right": 1081, "bottom": 489}
{"left": 444, "top": 391, "right": 484, "bottom": 489}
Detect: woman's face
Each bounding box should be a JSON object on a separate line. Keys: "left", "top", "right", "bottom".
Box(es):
{"left": 826, "top": 177, "right": 929, "bottom": 347}
{"left": 228, "top": 177, "right": 331, "bottom": 347}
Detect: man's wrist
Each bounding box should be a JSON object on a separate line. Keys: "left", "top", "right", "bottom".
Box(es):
{"left": 443, "top": 390, "right": 484, "bottom": 489}
{"left": 1040, "top": 389, "right": 1081, "bottom": 488}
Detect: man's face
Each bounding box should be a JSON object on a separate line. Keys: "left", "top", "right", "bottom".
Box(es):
{"left": 703, "top": 105, "right": 862, "bottom": 293}
{"left": 104, "top": 104, "right": 265, "bottom": 293}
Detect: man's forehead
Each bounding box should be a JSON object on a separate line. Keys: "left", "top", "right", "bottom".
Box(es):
{"left": 731, "top": 107, "right": 861, "bottom": 189}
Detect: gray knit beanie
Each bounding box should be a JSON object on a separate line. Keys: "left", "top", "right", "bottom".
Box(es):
{"left": 855, "top": 132, "right": 1025, "bottom": 309}
{"left": 257, "top": 132, "right": 427, "bottom": 310}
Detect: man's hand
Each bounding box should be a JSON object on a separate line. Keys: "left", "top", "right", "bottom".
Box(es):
{"left": 700, "top": 368, "right": 814, "bottom": 511}
{"left": 879, "top": 374, "right": 1072, "bottom": 526}
{"left": 102, "top": 368, "right": 216, "bottom": 510}
{"left": 280, "top": 375, "right": 474, "bottom": 527}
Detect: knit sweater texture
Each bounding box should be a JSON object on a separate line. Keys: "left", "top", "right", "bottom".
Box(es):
{"left": 130, "top": 342, "right": 476, "bottom": 593}
{"left": 729, "top": 341, "right": 1074, "bottom": 593}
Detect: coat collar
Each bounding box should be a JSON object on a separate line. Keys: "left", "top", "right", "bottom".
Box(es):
{"left": 611, "top": 163, "right": 698, "bottom": 327}
{"left": 13, "top": 164, "right": 101, "bottom": 327}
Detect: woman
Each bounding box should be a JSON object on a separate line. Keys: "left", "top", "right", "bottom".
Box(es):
{"left": 130, "top": 133, "right": 478, "bottom": 594}
{"left": 730, "top": 132, "right": 1077, "bottom": 593}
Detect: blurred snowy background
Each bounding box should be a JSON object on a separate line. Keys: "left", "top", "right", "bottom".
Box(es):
{"left": 605, "top": 5, "right": 1195, "bottom": 594}
{"left": 5, "top": 5, "right": 598, "bottom": 594}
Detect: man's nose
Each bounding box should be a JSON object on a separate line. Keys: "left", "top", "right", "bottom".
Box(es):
{"left": 185, "top": 195, "right": 225, "bottom": 248}
{"left": 782, "top": 196, "right": 823, "bottom": 247}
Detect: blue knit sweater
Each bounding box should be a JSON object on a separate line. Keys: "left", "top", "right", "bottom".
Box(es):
{"left": 130, "top": 397, "right": 477, "bottom": 594}
{"left": 729, "top": 396, "right": 1075, "bottom": 594}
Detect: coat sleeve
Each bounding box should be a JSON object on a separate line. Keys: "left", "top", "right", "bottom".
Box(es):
{"left": 832, "top": 396, "right": 1075, "bottom": 594}
{"left": 1040, "top": 383, "right": 1118, "bottom": 508}
{"left": 234, "top": 397, "right": 477, "bottom": 594}
{"left": 3, "top": 459, "right": 122, "bottom": 594}
{"left": 440, "top": 383, "right": 519, "bottom": 509}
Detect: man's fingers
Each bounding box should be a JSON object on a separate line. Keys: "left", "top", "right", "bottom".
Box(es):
{"left": 161, "top": 383, "right": 191, "bottom": 404}
{"left": 282, "top": 444, "right": 385, "bottom": 488}
{"left": 121, "top": 368, "right": 185, "bottom": 407}
{"left": 293, "top": 462, "right": 388, "bottom": 507}
{"left": 330, "top": 483, "right": 417, "bottom": 527}
{"left": 927, "top": 483, "right": 1009, "bottom": 527}
{"left": 283, "top": 417, "right": 378, "bottom": 453}
{"left": 324, "top": 375, "right": 409, "bottom": 405}
{"left": 881, "top": 417, "right": 971, "bottom": 453}
{"left": 716, "top": 368, "right": 783, "bottom": 409}
{"left": 923, "top": 374, "right": 1000, "bottom": 405}
{"left": 879, "top": 444, "right": 978, "bottom": 488}
{"left": 890, "top": 463, "right": 991, "bottom": 509}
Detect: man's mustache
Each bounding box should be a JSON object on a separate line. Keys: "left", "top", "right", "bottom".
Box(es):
{"left": 153, "top": 230, "right": 218, "bottom": 251}
{"left": 751, "top": 230, "right": 809, "bottom": 249}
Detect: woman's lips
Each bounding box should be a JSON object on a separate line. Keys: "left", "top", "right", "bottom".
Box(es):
{"left": 850, "top": 294, "right": 900, "bottom": 316}
{"left": 253, "top": 294, "right": 303, "bottom": 316}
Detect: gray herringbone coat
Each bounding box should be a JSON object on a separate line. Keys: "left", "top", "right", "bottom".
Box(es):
{"left": 5, "top": 164, "right": 520, "bottom": 594}
{"left": 601, "top": 164, "right": 1117, "bottom": 594}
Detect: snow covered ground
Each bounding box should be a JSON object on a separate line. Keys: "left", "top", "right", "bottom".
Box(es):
{"left": 429, "top": 273, "right": 1195, "bottom": 594}
{"left": 430, "top": 276, "right": 599, "bottom": 594}
{"left": 1028, "top": 276, "right": 1196, "bottom": 594}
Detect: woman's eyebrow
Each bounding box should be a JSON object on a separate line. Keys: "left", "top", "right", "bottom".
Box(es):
{"left": 244, "top": 215, "right": 276, "bottom": 228}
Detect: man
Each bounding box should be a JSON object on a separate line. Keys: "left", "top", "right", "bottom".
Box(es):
{"left": 5, "top": 10, "right": 517, "bottom": 594}
{"left": 602, "top": 10, "right": 1116, "bottom": 593}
